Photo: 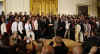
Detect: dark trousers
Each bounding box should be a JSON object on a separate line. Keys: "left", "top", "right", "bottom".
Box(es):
{"left": 70, "top": 30, "right": 75, "bottom": 41}
{"left": 34, "top": 30, "right": 39, "bottom": 40}
{"left": 2, "top": 32, "right": 9, "bottom": 45}
{"left": 18, "top": 30, "right": 26, "bottom": 39}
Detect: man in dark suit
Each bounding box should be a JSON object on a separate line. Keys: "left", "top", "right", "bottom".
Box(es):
{"left": 69, "top": 19, "right": 75, "bottom": 41}
{"left": 47, "top": 16, "right": 55, "bottom": 38}
{"left": 57, "top": 16, "right": 66, "bottom": 38}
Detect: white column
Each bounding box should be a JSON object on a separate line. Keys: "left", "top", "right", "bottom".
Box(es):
{"left": 88, "top": 0, "right": 98, "bottom": 17}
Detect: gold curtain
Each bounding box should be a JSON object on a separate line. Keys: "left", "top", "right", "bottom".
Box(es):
{"left": 30, "top": 0, "right": 58, "bottom": 16}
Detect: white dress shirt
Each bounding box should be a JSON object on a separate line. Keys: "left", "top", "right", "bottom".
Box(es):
{"left": 34, "top": 20, "right": 38, "bottom": 30}
{"left": 18, "top": 21, "right": 23, "bottom": 34}
{"left": 25, "top": 23, "right": 32, "bottom": 33}
{"left": 65, "top": 21, "right": 70, "bottom": 30}
{"left": 75, "top": 24, "right": 81, "bottom": 32}
{"left": 84, "top": 24, "right": 91, "bottom": 32}
{"left": 11, "top": 21, "right": 18, "bottom": 33}
{"left": 25, "top": 23, "right": 35, "bottom": 40}
{"left": 96, "top": 21, "right": 99, "bottom": 29}
{"left": 1, "top": 23, "right": 7, "bottom": 35}
{"left": 84, "top": 23, "right": 91, "bottom": 37}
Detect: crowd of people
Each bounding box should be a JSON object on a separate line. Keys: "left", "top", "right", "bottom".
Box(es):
{"left": 0, "top": 11, "right": 100, "bottom": 41}
{"left": 0, "top": 11, "right": 100, "bottom": 54}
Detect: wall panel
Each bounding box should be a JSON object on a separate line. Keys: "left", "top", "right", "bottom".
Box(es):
{"left": 6, "top": 0, "right": 30, "bottom": 14}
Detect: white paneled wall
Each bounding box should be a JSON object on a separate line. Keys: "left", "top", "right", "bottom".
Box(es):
{"left": 6, "top": 0, "right": 30, "bottom": 14}
{"left": 5, "top": 0, "right": 97, "bottom": 16}
{"left": 6, "top": 0, "right": 89, "bottom": 15}
{"left": 88, "top": 0, "right": 98, "bottom": 17}
{"left": 58, "top": 0, "right": 77, "bottom": 15}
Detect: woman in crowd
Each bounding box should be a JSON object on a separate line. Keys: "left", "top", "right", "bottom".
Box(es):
{"left": 1, "top": 17, "right": 7, "bottom": 36}
{"left": 64, "top": 18, "right": 70, "bottom": 38}
{"left": 18, "top": 17, "right": 24, "bottom": 39}
{"left": 31, "top": 16, "right": 39, "bottom": 40}
{"left": 75, "top": 18, "right": 81, "bottom": 42}
{"left": 84, "top": 20, "right": 91, "bottom": 41}
{"left": 25, "top": 18, "right": 35, "bottom": 41}
{"left": 11, "top": 17, "right": 19, "bottom": 33}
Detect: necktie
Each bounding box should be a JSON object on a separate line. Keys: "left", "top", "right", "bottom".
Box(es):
{"left": 29, "top": 24, "right": 31, "bottom": 30}
{"left": 17, "top": 22, "right": 18, "bottom": 32}
{"left": 32, "top": 21, "right": 35, "bottom": 30}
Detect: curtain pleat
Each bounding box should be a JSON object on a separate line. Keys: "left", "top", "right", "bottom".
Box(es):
{"left": 30, "top": 0, "right": 58, "bottom": 16}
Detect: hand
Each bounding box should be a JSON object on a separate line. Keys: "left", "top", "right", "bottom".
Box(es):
{"left": 18, "top": 36, "right": 22, "bottom": 40}
{"left": 20, "top": 31, "right": 23, "bottom": 34}
{"left": 29, "top": 30, "right": 32, "bottom": 32}
{"left": 49, "top": 24, "right": 53, "bottom": 26}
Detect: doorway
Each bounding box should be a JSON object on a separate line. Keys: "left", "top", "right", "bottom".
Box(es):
{"left": 78, "top": 5, "right": 88, "bottom": 16}
{"left": 98, "top": 7, "right": 100, "bottom": 17}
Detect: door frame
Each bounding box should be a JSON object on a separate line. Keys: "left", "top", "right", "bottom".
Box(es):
{"left": 76, "top": 3, "right": 88, "bottom": 15}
